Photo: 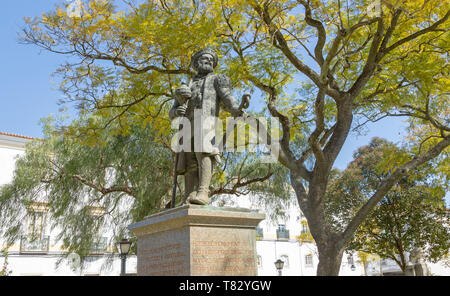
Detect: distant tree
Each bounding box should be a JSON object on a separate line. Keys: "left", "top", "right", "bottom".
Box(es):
{"left": 326, "top": 138, "right": 450, "bottom": 274}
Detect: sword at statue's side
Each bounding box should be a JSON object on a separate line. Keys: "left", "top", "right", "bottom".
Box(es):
{"left": 170, "top": 153, "right": 179, "bottom": 208}
{"left": 169, "top": 82, "right": 191, "bottom": 208}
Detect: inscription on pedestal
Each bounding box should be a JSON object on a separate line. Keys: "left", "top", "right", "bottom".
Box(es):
{"left": 191, "top": 238, "right": 256, "bottom": 275}
{"left": 140, "top": 243, "right": 188, "bottom": 275}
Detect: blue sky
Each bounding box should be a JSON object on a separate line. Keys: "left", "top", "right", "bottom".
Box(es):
{"left": 1, "top": 1, "right": 75, "bottom": 138}
{"left": 0, "top": 1, "right": 412, "bottom": 171}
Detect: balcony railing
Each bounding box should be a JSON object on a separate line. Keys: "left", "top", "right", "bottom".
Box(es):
{"left": 20, "top": 235, "right": 50, "bottom": 254}
{"left": 276, "top": 229, "right": 290, "bottom": 240}
{"left": 90, "top": 237, "right": 108, "bottom": 254}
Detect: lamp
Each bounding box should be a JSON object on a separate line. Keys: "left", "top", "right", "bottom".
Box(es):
{"left": 274, "top": 259, "right": 285, "bottom": 276}
{"left": 347, "top": 254, "right": 355, "bottom": 272}
{"left": 117, "top": 238, "right": 132, "bottom": 276}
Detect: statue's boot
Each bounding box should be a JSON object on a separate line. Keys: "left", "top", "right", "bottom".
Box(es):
{"left": 184, "top": 188, "right": 198, "bottom": 205}
{"left": 188, "top": 154, "right": 212, "bottom": 205}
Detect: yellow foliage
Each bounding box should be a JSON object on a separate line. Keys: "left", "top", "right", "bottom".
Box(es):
{"left": 22, "top": 0, "right": 449, "bottom": 154}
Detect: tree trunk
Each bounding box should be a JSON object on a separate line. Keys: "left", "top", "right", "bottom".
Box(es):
{"left": 291, "top": 172, "right": 346, "bottom": 276}
{"left": 316, "top": 239, "right": 345, "bottom": 276}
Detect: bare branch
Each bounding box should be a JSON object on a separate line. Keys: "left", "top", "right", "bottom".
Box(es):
{"left": 348, "top": 16, "right": 385, "bottom": 97}
{"left": 297, "top": 0, "right": 326, "bottom": 66}
{"left": 308, "top": 89, "right": 326, "bottom": 164}
{"left": 252, "top": 2, "right": 341, "bottom": 99}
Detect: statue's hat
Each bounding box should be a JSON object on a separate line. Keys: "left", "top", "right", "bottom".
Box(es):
{"left": 190, "top": 48, "right": 218, "bottom": 70}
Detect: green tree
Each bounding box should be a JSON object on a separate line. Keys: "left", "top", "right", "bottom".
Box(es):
{"left": 15, "top": 0, "right": 450, "bottom": 274}
{"left": 326, "top": 138, "right": 450, "bottom": 274}
{"left": 0, "top": 116, "right": 172, "bottom": 260}
{"left": 0, "top": 251, "right": 12, "bottom": 276}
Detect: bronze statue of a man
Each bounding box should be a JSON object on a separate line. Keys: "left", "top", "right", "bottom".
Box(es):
{"left": 169, "top": 49, "right": 245, "bottom": 205}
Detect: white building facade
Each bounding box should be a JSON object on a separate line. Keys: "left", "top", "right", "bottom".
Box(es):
{"left": 0, "top": 132, "right": 137, "bottom": 276}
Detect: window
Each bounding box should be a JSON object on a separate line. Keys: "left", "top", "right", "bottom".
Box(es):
{"left": 280, "top": 255, "right": 290, "bottom": 269}
{"left": 298, "top": 221, "right": 313, "bottom": 243}
{"left": 257, "top": 255, "right": 262, "bottom": 268}
{"left": 27, "top": 211, "right": 46, "bottom": 239}
{"left": 276, "top": 224, "right": 290, "bottom": 240}
{"left": 21, "top": 204, "right": 50, "bottom": 254}
{"left": 301, "top": 223, "right": 308, "bottom": 234}
{"left": 86, "top": 206, "right": 108, "bottom": 254}
{"left": 305, "top": 254, "right": 313, "bottom": 267}
{"left": 256, "top": 226, "right": 264, "bottom": 239}
{"left": 26, "top": 202, "right": 49, "bottom": 239}
{"left": 90, "top": 237, "right": 108, "bottom": 254}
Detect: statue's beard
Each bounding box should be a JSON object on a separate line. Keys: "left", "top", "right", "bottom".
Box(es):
{"left": 196, "top": 63, "right": 213, "bottom": 74}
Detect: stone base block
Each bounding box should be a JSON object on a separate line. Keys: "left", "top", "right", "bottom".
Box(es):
{"left": 128, "top": 204, "right": 265, "bottom": 276}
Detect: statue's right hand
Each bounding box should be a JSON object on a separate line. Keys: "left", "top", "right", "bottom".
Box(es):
{"left": 176, "top": 105, "right": 188, "bottom": 116}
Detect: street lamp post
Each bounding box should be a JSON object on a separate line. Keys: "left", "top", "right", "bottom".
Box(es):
{"left": 274, "top": 259, "right": 285, "bottom": 276}
{"left": 117, "top": 238, "right": 132, "bottom": 276}
{"left": 347, "top": 254, "right": 356, "bottom": 272}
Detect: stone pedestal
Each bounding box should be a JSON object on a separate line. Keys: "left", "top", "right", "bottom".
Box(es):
{"left": 404, "top": 265, "right": 415, "bottom": 276}
{"left": 128, "top": 204, "right": 265, "bottom": 276}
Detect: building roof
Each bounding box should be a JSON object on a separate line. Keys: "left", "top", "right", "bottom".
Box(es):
{"left": 0, "top": 132, "right": 36, "bottom": 149}
{"left": 0, "top": 132, "right": 36, "bottom": 140}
